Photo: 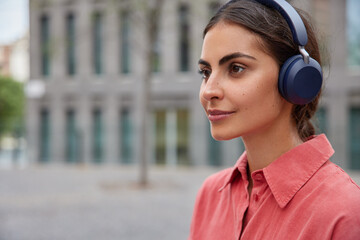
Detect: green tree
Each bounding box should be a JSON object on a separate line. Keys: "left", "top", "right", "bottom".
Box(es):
{"left": 0, "top": 75, "right": 25, "bottom": 140}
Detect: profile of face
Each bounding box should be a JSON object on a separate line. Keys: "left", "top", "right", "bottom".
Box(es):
{"left": 199, "top": 22, "right": 293, "bottom": 141}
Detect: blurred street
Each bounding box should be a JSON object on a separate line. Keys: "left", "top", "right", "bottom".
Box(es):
{"left": 0, "top": 165, "right": 359, "bottom": 240}
{"left": 0, "top": 165, "right": 219, "bottom": 240}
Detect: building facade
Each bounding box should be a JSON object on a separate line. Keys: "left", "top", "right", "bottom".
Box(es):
{"left": 27, "top": 0, "right": 360, "bottom": 169}
{"left": 0, "top": 45, "right": 11, "bottom": 77}
{"left": 0, "top": 33, "right": 29, "bottom": 82}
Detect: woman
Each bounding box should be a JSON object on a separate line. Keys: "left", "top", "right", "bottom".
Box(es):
{"left": 189, "top": 0, "right": 360, "bottom": 239}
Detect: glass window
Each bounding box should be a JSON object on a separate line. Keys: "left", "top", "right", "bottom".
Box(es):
{"left": 155, "top": 110, "right": 166, "bottom": 164}
{"left": 66, "top": 13, "right": 76, "bottom": 75}
{"left": 314, "top": 107, "right": 327, "bottom": 134}
{"left": 39, "top": 108, "right": 51, "bottom": 162}
{"left": 178, "top": 4, "right": 190, "bottom": 72}
{"left": 120, "top": 108, "right": 132, "bottom": 163}
{"left": 347, "top": 0, "right": 360, "bottom": 68}
{"left": 208, "top": 122, "right": 222, "bottom": 166}
{"left": 92, "top": 12, "right": 103, "bottom": 75}
{"left": 120, "top": 10, "right": 131, "bottom": 74}
{"left": 92, "top": 109, "right": 103, "bottom": 163}
{"left": 151, "top": 17, "right": 161, "bottom": 73}
{"left": 66, "top": 109, "right": 79, "bottom": 163}
{"left": 349, "top": 107, "right": 360, "bottom": 169}
{"left": 40, "top": 14, "right": 51, "bottom": 76}
{"left": 177, "top": 109, "right": 189, "bottom": 165}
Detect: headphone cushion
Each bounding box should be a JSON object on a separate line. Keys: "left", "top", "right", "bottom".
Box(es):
{"left": 279, "top": 55, "right": 323, "bottom": 105}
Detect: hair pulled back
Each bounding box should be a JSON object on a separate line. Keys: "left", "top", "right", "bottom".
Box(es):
{"left": 204, "top": 0, "right": 322, "bottom": 141}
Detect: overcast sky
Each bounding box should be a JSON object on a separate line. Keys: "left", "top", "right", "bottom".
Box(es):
{"left": 0, "top": 0, "right": 28, "bottom": 45}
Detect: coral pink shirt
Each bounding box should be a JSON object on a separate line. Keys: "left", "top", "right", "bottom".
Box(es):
{"left": 189, "top": 134, "right": 360, "bottom": 240}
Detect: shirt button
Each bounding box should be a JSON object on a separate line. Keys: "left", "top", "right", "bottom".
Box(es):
{"left": 254, "top": 173, "right": 263, "bottom": 181}
{"left": 254, "top": 194, "right": 259, "bottom": 202}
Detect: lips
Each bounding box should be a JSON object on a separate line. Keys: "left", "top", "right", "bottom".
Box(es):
{"left": 207, "top": 109, "right": 235, "bottom": 122}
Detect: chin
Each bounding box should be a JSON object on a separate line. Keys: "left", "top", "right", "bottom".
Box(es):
{"left": 211, "top": 129, "right": 240, "bottom": 141}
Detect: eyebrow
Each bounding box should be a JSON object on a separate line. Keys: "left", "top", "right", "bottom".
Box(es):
{"left": 198, "top": 52, "right": 257, "bottom": 67}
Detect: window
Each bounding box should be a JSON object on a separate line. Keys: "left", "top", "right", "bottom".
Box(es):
{"left": 178, "top": 4, "right": 190, "bottom": 72}
{"left": 349, "top": 107, "right": 360, "bottom": 169}
{"left": 208, "top": 122, "right": 222, "bottom": 166}
{"left": 92, "top": 109, "right": 103, "bottom": 163}
{"left": 177, "top": 109, "right": 189, "bottom": 165}
{"left": 314, "top": 107, "right": 328, "bottom": 134}
{"left": 120, "top": 10, "right": 131, "bottom": 74}
{"left": 39, "top": 109, "right": 51, "bottom": 162}
{"left": 66, "top": 109, "right": 79, "bottom": 163}
{"left": 153, "top": 109, "right": 189, "bottom": 165}
{"left": 347, "top": 0, "right": 360, "bottom": 68}
{"left": 152, "top": 40, "right": 161, "bottom": 72}
{"left": 120, "top": 108, "right": 132, "bottom": 163}
{"left": 40, "top": 14, "right": 50, "bottom": 76}
{"left": 151, "top": 15, "right": 161, "bottom": 73}
{"left": 66, "top": 13, "right": 76, "bottom": 75}
{"left": 155, "top": 110, "right": 166, "bottom": 164}
{"left": 92, "top": 12, "right": 103, "bottom": 75}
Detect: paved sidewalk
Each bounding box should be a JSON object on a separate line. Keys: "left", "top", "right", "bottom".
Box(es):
{"left": 0, "top": 165, "right": 359, "bottom": 240}
{"left": 0, "top": 165, "right": 219, "bottom": 240}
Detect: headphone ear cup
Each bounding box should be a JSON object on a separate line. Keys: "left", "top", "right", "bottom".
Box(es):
{"left": 278, "top": 55, "right": 323, "bottom": 105}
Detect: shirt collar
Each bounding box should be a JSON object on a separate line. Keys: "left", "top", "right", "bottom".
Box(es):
{"left": 264, "top": 134, "right": 334, "bottom": 208}
{"left": 218, "top": 152, "right": 248, "bottom": 192}
{"left": 218, "top": 134, "right": 335, "bottom": 208}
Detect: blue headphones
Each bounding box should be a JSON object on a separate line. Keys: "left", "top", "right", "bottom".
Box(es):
{"left": 255, "top": 0, "right": 323, "bottom": 105}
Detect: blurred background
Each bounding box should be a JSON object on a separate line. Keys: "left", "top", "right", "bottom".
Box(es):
{"left": 0, "top": 0, "right": 359, "bottom": 239}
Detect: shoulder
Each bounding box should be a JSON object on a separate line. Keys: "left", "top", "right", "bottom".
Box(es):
{"left": 326, "top": 165, "right": 360, "bottom": 239}
{"left": 308, "top": 161, "right": 360, "bottom": 219}
{"left": 190, "top": 167, "right": 234, "bottom": 224}
{"left": 316, "top": 161, "right": 360, "bottom": 200}
{"left": 199, "top": 167, "right": 234, "bottom": 193}
{"left": 193, "top": 167, "right": 235, "bottom": 205}
{"left": 189, "top": 167, "right": 235, "bottom": 239}
{"left": 294, "top": 162, "right": 360, "bottom": 238}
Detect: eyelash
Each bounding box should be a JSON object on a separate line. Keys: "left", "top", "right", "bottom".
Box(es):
{"left": 198, "top": 68, "right": 211, "bottom": 80}
{"left": 229, "top": 63, "right": 245, "bottom": 75}
{"left": 198, "top": 63, "right": 245, "bottom": 81}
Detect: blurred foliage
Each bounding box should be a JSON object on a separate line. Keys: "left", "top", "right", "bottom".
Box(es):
{"left": 0, "top": 75, "right": 25, "bottom": 139}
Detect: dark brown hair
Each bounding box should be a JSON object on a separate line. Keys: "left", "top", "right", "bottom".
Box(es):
{"left": 204, "top": 0, "right": 322, "bottom": 141}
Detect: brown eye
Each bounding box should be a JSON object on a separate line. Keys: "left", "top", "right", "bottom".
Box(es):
{"left": 198, "top": 68, "right": 211, "bottom": 80}
{"left": 230, "top": 64, "right": 244, "bottom": 74}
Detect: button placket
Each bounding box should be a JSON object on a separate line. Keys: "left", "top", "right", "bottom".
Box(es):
{"left": 254, "top": 173, "right": 263, "bottom": 182}
{"left": 251, "top": 172, "right": 265, "bottom": 203}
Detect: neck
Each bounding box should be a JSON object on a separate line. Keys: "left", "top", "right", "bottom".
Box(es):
{"left": 242, "top": 119, "right": 303, "bottom": 174}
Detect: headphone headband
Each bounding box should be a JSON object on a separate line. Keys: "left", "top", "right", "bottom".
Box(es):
{"left": 255, "top": 0, "right": 308, "bottom": 46}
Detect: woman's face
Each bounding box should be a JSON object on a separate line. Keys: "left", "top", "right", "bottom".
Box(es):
{"left": 199, "top": 22, "right": 292, "bottom": 141}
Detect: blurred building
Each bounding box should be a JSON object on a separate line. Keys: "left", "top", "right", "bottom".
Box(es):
{"left": 10, "top": 33, "right": 30, "bottom": 83}
{"left": 27, "top": 0, "right": 360, "bottom": 169}
{"left": 0, "top": 45, "right": 11, "bottom": 76}
{"left": 303, "top": 0, "right": 360, "bottom": 170}
{"left": 0, "top": 34, "right": 29, "bottom": 82}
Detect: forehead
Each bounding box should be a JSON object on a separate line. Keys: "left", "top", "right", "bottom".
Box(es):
{"left": 201, "top": 22, "right": 266, "bottom": 61}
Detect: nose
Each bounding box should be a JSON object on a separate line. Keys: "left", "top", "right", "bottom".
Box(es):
{"left": 200, "top": 75, "right": 224, "bottom": 102}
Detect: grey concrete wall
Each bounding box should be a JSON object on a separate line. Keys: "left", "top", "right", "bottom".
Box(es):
{"left": 27, "top": 0, "right": 360, "bottom": 169}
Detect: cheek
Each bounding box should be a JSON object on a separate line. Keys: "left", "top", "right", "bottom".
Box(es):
{"left": 237, "top": 79, "right": 282, "bottom": 114}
